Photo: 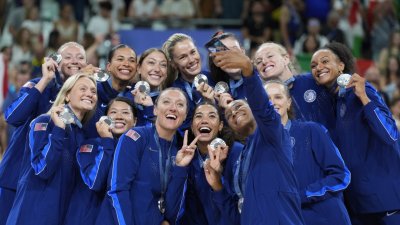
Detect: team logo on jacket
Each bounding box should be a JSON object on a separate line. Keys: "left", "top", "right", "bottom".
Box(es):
{"left": 125, "top": 129, "right": 141, "bottom": 141}
{"left": 340, "top": 103, "right": 346, "bottom": 117}
{"left": 79, "top": 144, "right": 94, "bottom": 153}
{"left": 304, "top": 90, "right": 316, "bottom": 103}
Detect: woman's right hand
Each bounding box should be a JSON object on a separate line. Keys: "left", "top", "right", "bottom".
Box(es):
{"left": 216, "top": 92, "right": 234, "bottom": 109}
{"left": 197, "top": 82, "right": 215, "bottom": 104}
{"left": 96, "top": 119, "right": 113, "bottom": 138}
{"left": 131, "top": 89, "right": 154, "bottom": 106}
{"left": 41, "top": 57, "right": 58, "bottom": 82}
{"left": 50, "top": 105, "right": 66, "bottom": 129}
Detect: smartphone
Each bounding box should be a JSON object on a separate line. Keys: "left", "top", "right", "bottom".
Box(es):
{"left": 205, "top": 38, "right": 229, "bottom": 53}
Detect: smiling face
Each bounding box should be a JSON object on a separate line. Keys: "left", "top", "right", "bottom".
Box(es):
{"left": 107, "top": 47, "right": 137, "bottom": 83}
{"left": 138, "top": 51, "right": 168, "bottom": 89}
{"left": 171, "top": 39, "right": 201, "bottom": 82}
{"left": 66, "top": 77, "right": 97, "bottom": 119}
{"left": 264, "top": 82, "right": 291, "bottom": 123}
{"left": 107, "top": 100, "right": 136, "bottom": 136}
{"left": 59, "top": 45, "right": 87, "bottom": 79}
{"left": 254, "top": 44, "right": 290, "bottom": 81}
{"left": 225, "top": 100, "right": 255, "bottom": 136}
{"left": 154, "top": 89, "right": 188, "bottom": 139}
{"left": 310, "top": 49, "right": 344, "bottom": 87}
{"left": 191, "top": 104, "right": 223, "bottom": 143}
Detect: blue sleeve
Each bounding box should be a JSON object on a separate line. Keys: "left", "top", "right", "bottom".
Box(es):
{"left": 107, "top": 130, "right": 144, "bottom": 225}
{"left": 5, "top": 81, "right": 41, "bottom": 126}
{"left": 243, "top": 71, "right": 283, "bottom": 147}
{"left": 165, "top": 164, "right": 188, "bottom": 224}
{"left": 300, "top": 124, "right": 351, "bottom": 204}
{"left": 136, "top": 105, "right": 155, "bottom": 127}
{"left": 362, "top": 86, "right": 399, "bottom": 144}
{"left": 77, "top": 137, "right": 115, "bottom": 191}
{"left": 28, "top": 116, "right": 67, "bottom": 180}
{"left": 211, "top": 184, "right": 241, "bottom": 225}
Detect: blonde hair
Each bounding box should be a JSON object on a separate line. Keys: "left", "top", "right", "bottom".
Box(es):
{"left": 49, "top": 72, "right": 97, "bottom": 124}
{"left": 255, "top": 42, "right": 295, "bottom": 73}
{"left": 58, "top": 42, "right": 86, "bottom": 59}
{"left": 162, "top": 33, "right": 193, "bottom": 88}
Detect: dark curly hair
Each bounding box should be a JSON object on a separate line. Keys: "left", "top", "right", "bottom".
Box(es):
{"left": 321, "top": 42, "right": 355, "bottom": 74}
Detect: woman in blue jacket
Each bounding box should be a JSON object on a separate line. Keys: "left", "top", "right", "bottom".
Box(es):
{"left": 97, "top": 87, "right": 199, "bottom": 225}
{"left": 65, "top": 96, "right": 137, "bottom": 225}
{"left": 264, "top": 79, "right": 351, "bottom": 225}
{"left": 209, "top": 47, "right": 304, "bottom": 224}
{"left": 6, "top": 72, "right": 98, "bottom": 225}
{"left": 310, "top": 42, "right": 400, "bottom": 225}
{"left": 180, "top": 101, "right": 243, "bottom": 225}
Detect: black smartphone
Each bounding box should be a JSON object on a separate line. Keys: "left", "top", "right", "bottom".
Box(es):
{"left": 205, "top": 38, "right": 229, "bottom": 53}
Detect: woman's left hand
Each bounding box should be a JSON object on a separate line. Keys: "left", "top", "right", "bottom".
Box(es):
{"left": 347, "top": 73, "right": 370, "bottom": 105}
{"left": 175, "top": 130, "right": 200, "bottom": 167}
{"left": 131, "top": 89, "right": 154, "bottom": 106}
{"left": 197, "top": 82, "right": 215, "bottom": 104}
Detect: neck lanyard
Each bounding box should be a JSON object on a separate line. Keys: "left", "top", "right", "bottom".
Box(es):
{"left": 284, "top": 76, "right": 295, "bottom": 87}
{"left": 233, "top": 137, "right": 255, "bottom": 213}
{"left": 284, "top": 119, "right": 292, "bottom": 131}
{"left": 182, "top": 78, "right": 194, "bottom": 101}
{"left": 229, "top": 78, "right": 243, "bottom": 98}
{"left": 149, "top": 91, "right": 160, "bottom": 98}
{"left": 154, "top": 130, "right": 175, "bottom": 214}
{"left": 65, "top": 104, "right": 83, "bottom": 128}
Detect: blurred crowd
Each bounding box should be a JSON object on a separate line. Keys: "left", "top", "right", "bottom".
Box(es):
{"left": 0, "top": 0, "right": 399, "bottom": 154}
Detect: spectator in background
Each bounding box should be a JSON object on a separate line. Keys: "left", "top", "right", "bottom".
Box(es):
{"left": 160, "top": 0, "right": 195, "bottom": 20}
{"left": 323, "top": 10, "right": 347, "bottom": 46}
{"left": 364, "top": 65, "right": 390, "bottom": 106}
{"left": 53, "top": 3, "right": 79, "bottom": 43}
{"left": 20, "top": 6, "right": 42, "bottom": 43}
{"left": 6, "top": 0, "right": 36, "bottom": 39}
{"left": 86, "top": 1, "right": 120, "bottom": 39}
{"left": 45, "top": 30, "right": 62, "bottom": 57}
{"left": 303, "top": 0, "right": 331, "bottom": 24}
{"left": 383, "top": 56, "right": 400, "bottom": 101}
{"left": 2, "top": 61, "right": 32, "bottom": 144}
{"left": 389, "top": 96, "right": 400, "bottom": 131}
{"left": 11, "top": 27, "right": 33, "bottom": 67}
{"left": 215, "top": 0, "right": 245, "bottom": 19}
{"left": 279, "top": 0, "right": 305, "bottom": 56}
{"left": 0, "top": 46, "right": 11, "bottom": 108}
{"left": 128, "top": 0, "right": 160, "bottom": 25}
{"left": 293, "top": 18, "right": 329, "bottom": 56}
{"left": 378, "top": 29, "right": 400, "bottom": 74}
{"left": 241, "top": 0, "right": 273, "bottom": 57}
{"left": 82, "top": 33, "right": 100, "bottom": 66}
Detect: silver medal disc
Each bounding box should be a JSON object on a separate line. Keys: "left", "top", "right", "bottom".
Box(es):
{"left": 59, "top": 107, "right": 74, "bottom": 124}
{"left": 337, "top": 73, "right": 351, "bottom": 88}
{"left": 238, "top": 197, "right": 244, "bottom": 214}
{"left": 49, "top": 53, "right": 62, "bottom": 64}
{"left": 194, "top": 74, "right": 208, "bottom": 88}
{"left": 214, "top": 81, "right": 229, "bottom": 94}
{"left": 93, "top": 70, "right": 110, "bottom": 82}
{"left": 134, "top": 81, "right": 151, "bottom": 95}
{"left": 210, "top": 138, "right": 227, "bottom": 151}
{"left": 100, "top": 116, "right": 115, "bottom": 129}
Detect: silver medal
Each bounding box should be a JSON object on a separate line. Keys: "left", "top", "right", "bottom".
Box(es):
{"left": 158, "top": 197, "right": 166, "bottom": 214}
{"left": 93, "top": 70, "right": 110, "bottom": 82}
{"left": 134, "top": 81, "right": 151, "bottom": 95}
{"left": 49, "top": 53, "right": 62, "bottom": 64}
{"left": 337, "top": 73, "right": 351, "bottom": 88}
{"left": 238, "top": 197, "right": 244, "bottom": 214}
{"left": 99, "top": 116, "right": 115, "bottom": 129}
{"left": 210, "top": 138, "right": 226, "bottom": 151}
{"left": 214, "top": 81, "right": 229, "bottom": 94}
{"left": 59, "top": 107, "right": 74, "bottom": 124}
{"left": 193, "top": 74, "right": 208, "bottom": 88}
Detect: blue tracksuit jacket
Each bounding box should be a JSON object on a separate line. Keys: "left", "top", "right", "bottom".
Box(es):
{"left": 289, "top": 73, "right": 336, "bottom": 132}
{"left": 6, "top": 114, "right": 85, "bottom": 225}
{"left": 213, "top": 71, "right": 305, "bottom": 225}
{"left": 172, "top": 71, "right": 214, "bottom": 133}
{"left": 287, "top": 120, "right": 351, "bottom": 225}
{"left": 0, "top": 78, "right": 60, "bottom": 224}
{"left": 96, "top": 126, "right": 188, "bottom": 225}
{"left": 179, "top": 142, "right": 244, "bottom": 225}
{"left": 332, "top": 82, "right": 400, "bottom": 214}
{"left": 64, "top": 137, "right": 117, "bottom": 225}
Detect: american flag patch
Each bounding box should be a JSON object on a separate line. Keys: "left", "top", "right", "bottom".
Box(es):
{"left": 23, "top": 81, "right": 35, "bottom": 88}
{"left": 79, "top": 144, "right": 94, "bottom": 153}
{"left": 125, "top": 130, "right": 140, "bottom": 141}
{"left": 34, "top": 123, "right": 48, "bottom": 131}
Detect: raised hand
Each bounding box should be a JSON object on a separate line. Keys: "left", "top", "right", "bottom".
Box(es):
{"left": 203, "top": 159, "right": 223, "bottom": 191}
{"left": 216, "top": 92, "right": 234, "bottom": 109}
{"left": 175, "top": 130, "right": 200, "bottom": 167}
{"left": 50, "top": 105, "right": 66, "bottom": 129}
{"left": 347, "top": 73, "right": 370, "bottom": 105}
{"left": 197, "top": 82, "right": 216, "bottom": 104}
{"left": 96, "top": 119, "right": 113, "bottom": 138}
{"left": 131, "top": 89, "right": 154, "bottom": 106}
{"left": 212, "top": 49, "right": 253, "bottom": 77}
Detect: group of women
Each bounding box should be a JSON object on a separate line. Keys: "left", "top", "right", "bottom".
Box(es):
{"left": 0, "top": 30, "right": 399, "bottom": 225}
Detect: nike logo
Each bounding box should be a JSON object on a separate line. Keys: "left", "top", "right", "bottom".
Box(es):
{"left": 101, "top": 103, "right": 107, "bottom": 108}
{"left": 148, "top": 147, "right": 159, "bottom": 152}
{"left": 386, "top": 211, "right": 398, "bottom": 217}
{"left": 49, "top": 100, "right": 55, "bottom": 104}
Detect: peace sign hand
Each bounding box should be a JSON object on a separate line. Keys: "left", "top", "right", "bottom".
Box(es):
{"left": 175, "top": 130, "right": 200, "bottom": 167}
